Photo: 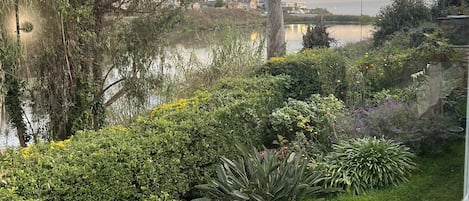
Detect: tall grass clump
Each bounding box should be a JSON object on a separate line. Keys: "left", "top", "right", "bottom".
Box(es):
{"left": 194, "top": 145, "right": 328, "bottom": 201}
{"left": 325, "top": 137, "right": 415, "bottom": 195}
{"left": 177, "top": 25, "right": 265, "bottom": 97}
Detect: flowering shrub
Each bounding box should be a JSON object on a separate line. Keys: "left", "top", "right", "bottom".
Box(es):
{"left": 0, "top": 76, "right": 290, "bottom": 200}
{"left": 337, "top": 98, "right": 453, "bottom": 154}
{"left": 150, "top": 92, "right": 210, "bottom": 117}
{"left": 270, "top": 94, "right": 345, "bottom": 148}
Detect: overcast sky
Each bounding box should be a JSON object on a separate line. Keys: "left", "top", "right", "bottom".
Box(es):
{"left": 301, "top": 0, "right": 434, "bottom": 16}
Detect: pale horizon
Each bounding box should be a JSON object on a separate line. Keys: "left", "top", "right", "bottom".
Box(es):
{"left": 285, "top": 0, "right": 435, "bottom": 16}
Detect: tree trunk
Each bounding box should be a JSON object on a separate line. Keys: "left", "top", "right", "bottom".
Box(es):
{"left": 266, "top": 0, "right": 285, "bottom": 59}
{"left": 17, "top": 126, "right": 27, "bottom": 147}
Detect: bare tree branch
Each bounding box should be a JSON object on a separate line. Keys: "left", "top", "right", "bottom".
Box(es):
{"left": 104, "top": 85, "right": 129, "bottom": 107}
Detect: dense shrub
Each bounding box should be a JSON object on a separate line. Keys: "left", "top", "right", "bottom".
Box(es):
{"left": 345, "top": 27, "right": 459, "bottom": 108}
{"left": 325, "top": 137, "right": 416, "bottom": 195}
{"left": 256, "top": 49, "right": 347, "bottom": 100}
{"left": 0, "top": 188, "right": 34, "bottom": 201}
{"left": 194, "top": 145, "right": 327, "bottom": 201}
{"left": 373, "top": 0, "right": 431, "bottom": 46}
{"left": 302, "top": 19, "right": 335, "bottom": 49}
{"left": 0, "top": 76, "right": 290, "bottom": 200}
{"left": 270, "top": 94, "right": 345, "bottom": 147}
{"left": 1, "top": 128, "right": 190, "bottom": 201}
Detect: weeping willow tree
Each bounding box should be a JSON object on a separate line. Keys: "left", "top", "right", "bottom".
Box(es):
{"left": 0, "top": 0, "right": 186, "bottom": 143}
{"left": 0, "top": 1, "right": 28, "bottom": 147}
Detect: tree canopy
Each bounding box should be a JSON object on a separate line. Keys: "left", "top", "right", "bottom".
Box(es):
{"left": 373, "top": 0, "right": 431, "bottom": 46}
{"left": 0, "top": 0, "right": 186, "bottom": 144}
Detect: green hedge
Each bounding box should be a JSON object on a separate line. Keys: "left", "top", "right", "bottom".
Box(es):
{"left": 0, "top": 188, "right": 36, "bottom": 201}
{"left": 0, "top": 76, "right": 289, "bottom": 200}
{"left": 256, "top": 49, "right": 347, "bottom": 101}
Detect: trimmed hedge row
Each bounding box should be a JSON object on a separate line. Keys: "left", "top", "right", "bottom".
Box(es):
{"left": 256, "top": 49, "right": 347, "bottom": 101}
{"left": 0, "top": 76, "right": 289, "bottom": 200}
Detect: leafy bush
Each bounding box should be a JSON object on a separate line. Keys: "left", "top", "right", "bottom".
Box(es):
{"left": 336, "top": 97, "right": 454, "bottom": 154}
{"left": 0, "top": 188, "right": 36, "bottom": 201}
{"left": 194, "top": 145, "right": 327, "bottom": 201}
{"left": 270, "top": 94, "right": 345, "bottom": 147}
{"left": 257, "top": 49, "right": 347, "bottom": 100}
{"left": 0, "top": 76, "right": 290, "bottom": 200}
{"left": 345, "top": 28, "right": 459, "bottom": 108}
{"left": 1, "top": 127, "right": 193, "bottom": 201}
{"left": 325, "top": 137, "right": 416, "bottom": 195}
{"left": 270, "top": 99, "right": 315, "bottom": 141}
{"left": 373, "top": 0, "right": 431, "bottom": 46}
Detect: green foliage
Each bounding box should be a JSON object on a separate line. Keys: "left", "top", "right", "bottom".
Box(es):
{"left": 374, "top": 0, "right": 431, "bottom": 46}
{"left": 332, "top": 140, "right": 464, "bottom": 201}
{"left": 302, "top": 19, "right": 335, "bottom": 49}
{"left": 270, "top": 94, "right": 345, "bottom": 147}
{"left": 0, "top": 188, "right": 37, "bottom": 201}
{"left": 0, "top": 76, "right": 289, "bottom": 200}
{"left": 257, "top": 49, "right": 347, "bottom": 100}
{"left": 271, "top": 99, "right": 314, "bottom": 141}
{"left": 194, "top": 145, "right": 327, "bottom": 201}
{"left": 337, "top": 97, "right": 455, "bottom": 155}
{"left": 325, "top": 137, "right": 416, "bottom": 195}
{"left": 165, "top": 25, "right": 265, "bottom": 100}
{"left": 433, "top": 0, "right": 469, "bottom": 16}
{"left": 284, "top": 15, "right": 375, "bottom": 25}
{"left": 0, "top": 126, "right": 198, "bottom": 200}
{"left": 0, "top": 34, "right": 29, "bottom": 145}
{"left": 345, "top": 25, "right": 458, "bottom": 107}
{"left": 0, "top": 0, "right": 186, "bottom": 140}
{"left": 214, "top": 0, "right": 225, "bottom": 8}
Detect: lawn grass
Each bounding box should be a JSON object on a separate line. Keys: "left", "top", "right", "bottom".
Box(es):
{"left": 331, "top": 139, "right": 465, "bottom": 201}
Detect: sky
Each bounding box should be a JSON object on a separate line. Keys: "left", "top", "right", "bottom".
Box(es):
{"left": 300, "top": 0, "right": 434, "bottom": 16}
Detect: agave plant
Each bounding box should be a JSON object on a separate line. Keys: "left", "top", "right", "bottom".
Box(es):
{"left": 326, "top": 137, "right": 416, "bottom": 195}
{"left": 193, "top": 145, "right": 328, "bottom": 201}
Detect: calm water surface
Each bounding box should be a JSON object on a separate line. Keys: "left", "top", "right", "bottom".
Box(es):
{"left": 285, "top": 24, "right": 374, "bottom": 53}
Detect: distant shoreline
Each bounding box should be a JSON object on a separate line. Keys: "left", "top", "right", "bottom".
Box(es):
{"left": 283, "top": 14, "right": 376, "bottom": 25}
{"left": 181, "top": 8, "right": 375, "bottom": 31}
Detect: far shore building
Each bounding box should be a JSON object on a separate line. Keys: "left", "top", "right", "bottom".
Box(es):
{"left": 195, "top": 0, "right": 263, "bottom": 9}
{"left": 281, "top": 1, "right": 305, "bottom": 11}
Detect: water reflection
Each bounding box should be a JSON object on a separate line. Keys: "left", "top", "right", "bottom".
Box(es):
{"left": 169, "top": 24, "right": 375, "bottom": 64}
{"left": 285, "top": 24, "right": 375, "bottom": 53}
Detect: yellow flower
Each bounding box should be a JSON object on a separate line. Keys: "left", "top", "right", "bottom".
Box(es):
{"left": 269, "top": 57, "right": 285, "bottom": 62}
{"left": 49, "top": 139, "right": 71, "bottom": 150}
{"left": 109, "top": 125, "right": 128, "bottom": 134}
{"left": 21, "top": 146, "right": 32, "bottom": 158}
{"left": 151, "top": 93, "right": 211, "bottom": 117}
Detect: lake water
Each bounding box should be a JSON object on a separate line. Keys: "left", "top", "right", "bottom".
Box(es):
{"left": 285, "top": 24, "right": 374, "bottom": 52}
{"left": 304, "top": 0, "right": 392, "bottom": 16}
{"left": 168, "top": 24, "right": 375, "bottom": 64}
{"left": 0, "top": 23, "right": 374, "bottom": 149}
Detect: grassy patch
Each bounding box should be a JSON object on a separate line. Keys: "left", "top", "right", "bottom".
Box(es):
{"left": 331, "top": 139, "right": 465, "bottom": 201}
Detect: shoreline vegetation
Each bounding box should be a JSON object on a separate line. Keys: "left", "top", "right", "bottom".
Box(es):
{"left": 181, "top": 8, "right": 376, "bottom": 31}
{"left": 284, "top": 14, "right": 375, "bottom": 25}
